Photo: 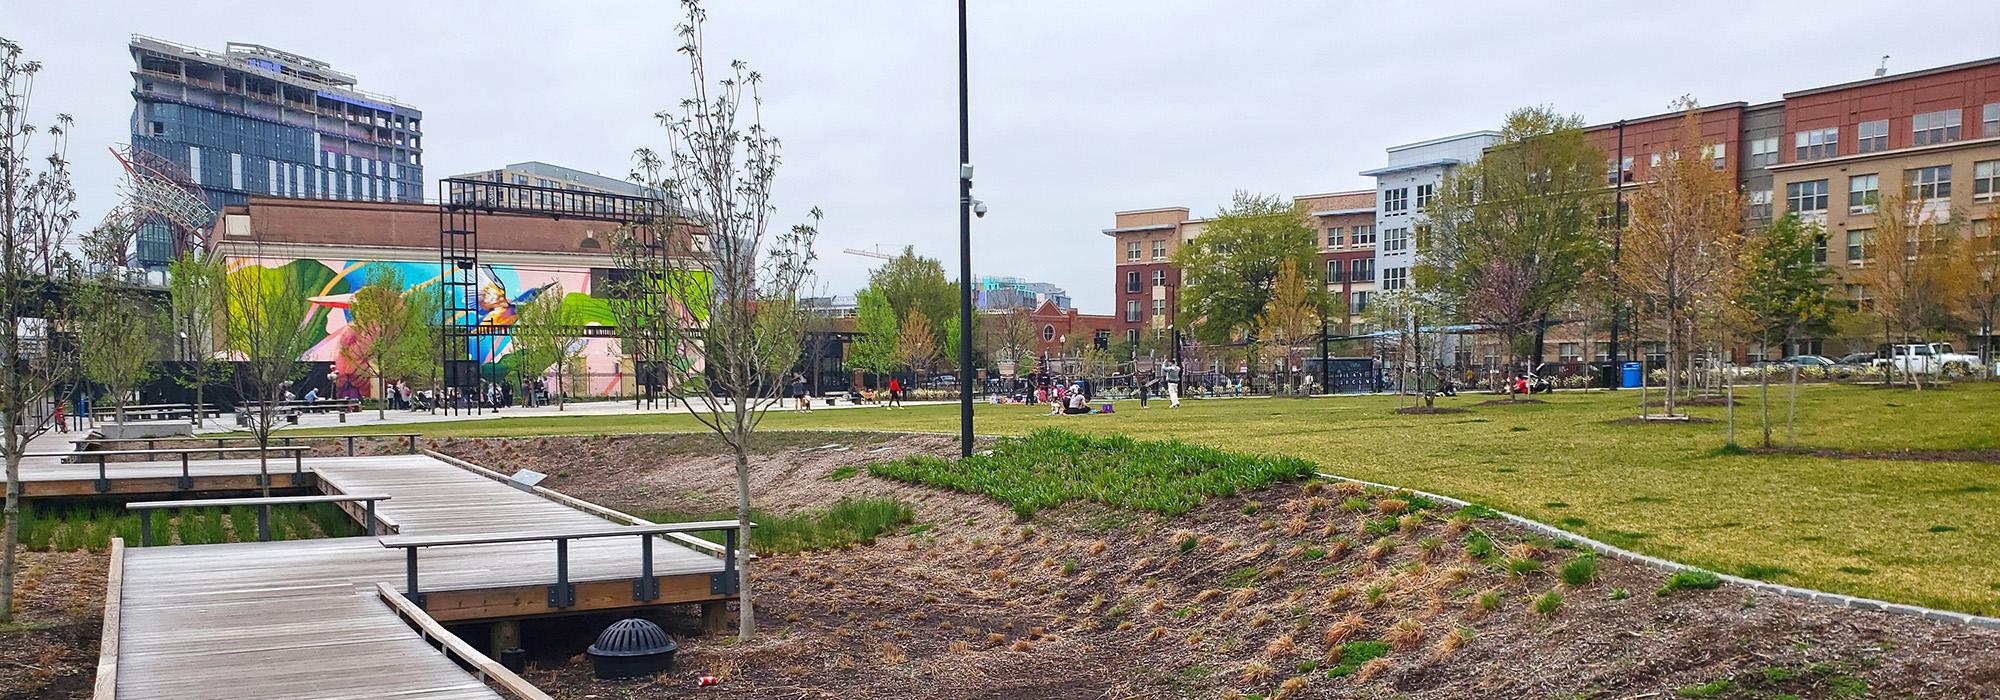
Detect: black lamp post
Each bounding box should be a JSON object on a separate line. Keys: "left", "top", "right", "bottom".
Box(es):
{"left": 956, "top": 0, "right": 975, "bottom": 458}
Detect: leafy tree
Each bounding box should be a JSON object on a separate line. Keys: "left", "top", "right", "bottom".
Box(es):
{"left": 1947, "top": 228, "right": 2000, "bottom": 370}
{"left": 1734, "top": 214, "right": 1834, "bottom": 445}
{"left": 345, "top": 265, "right": 434, "bottom": 419}
{"left": 1256, "top": 261, "right": 1329, "bottom": 394}
{"left": 75, "top": 281, "right": 164, "bottom": 424}
{"left": 870, "top": 246, "right": 955, "bottom": 348}
{"left": 1, "top": 37, "right": 83, "bottom": 624}
{"left": 896, "top": 307, "right": 937, "bottom": 378}
{"left": 225, "top": 265, "right": 317, "bottom": 496}
{"left": 1419, "top": 106, "right": 1608, "bottom": 374}
{"left": 167, "top": 251, "right": 228, "bottom": 425}
{"left": 847, "top": 287, "right": 899, "bottom": 387}
{"left": 619, "top": 0, "right": 821, "bottom": 641}
{"left": 1611, "top": 103, "right": 1744, "bottom": 417}
{"left": 1172, "top": 191, "right": 1320, "bottom": 386}
{"left": 1365, "top": 287, "right": 1455, "bottom": 408}
{"left": 1859, "top": 192, "right": 1962, "bottom": 389}
{"left": 508, "top": 283, "right": 581, "bottom": 410}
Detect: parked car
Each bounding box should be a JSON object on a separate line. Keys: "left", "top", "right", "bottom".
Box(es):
{"left": 1836, "top": 352, "right": 1876, "bottom": 366}
{"left": 1872, "top": 343, "right": 1982, "bottom": 375}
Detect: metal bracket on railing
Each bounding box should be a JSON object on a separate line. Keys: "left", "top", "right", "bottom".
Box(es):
{"left": 710, "top": 528, "right": 741, "bottom": 595}
{"left": 405, "top": 548, "right": 426, "bottom": 608}
{"left": 547, "top": 538, "right": 576, "bottom": 608}
{"left": 178, "top": 453, "right": 193, "bottom": 490}
{"left": 290, "top": 452, "right": 307, "bottom": 486}
{"left": 633, "top": 535, "right": 660, "bottom": 601}
{"left": 94, "top": 455, "right": 110, "bottom": 494}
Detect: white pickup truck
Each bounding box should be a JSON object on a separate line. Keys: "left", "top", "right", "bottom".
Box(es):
{"left": 1872, "top": 343, "right": 1983, "bottom": 374}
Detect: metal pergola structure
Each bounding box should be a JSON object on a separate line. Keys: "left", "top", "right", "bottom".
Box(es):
{"left": 435, "top": 177, "right": 671, "bottom": 414}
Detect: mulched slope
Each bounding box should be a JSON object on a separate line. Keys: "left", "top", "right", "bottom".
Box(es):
{"left": 0, "top": 550, "right": 104, "bottom": 700}
{"left": 443, "top": 434, "right": 2000, "bottom": 700}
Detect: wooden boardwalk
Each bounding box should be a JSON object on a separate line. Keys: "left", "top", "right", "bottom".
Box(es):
{"left": 50, "top": 453, "right": 733, "bottom": 699}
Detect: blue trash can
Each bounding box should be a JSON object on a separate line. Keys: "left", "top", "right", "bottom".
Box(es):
{"left": 1620, "top": 362, "right": 1642, "bottom": 389}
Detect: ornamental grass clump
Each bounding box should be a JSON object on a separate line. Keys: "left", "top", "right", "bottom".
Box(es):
{"left": 869, "top": 429, "right": 1315, "bottom": 517}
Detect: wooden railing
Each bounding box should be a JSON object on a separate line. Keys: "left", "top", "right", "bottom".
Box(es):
{"left": 80, "top": 433, "right": 423, "bottom": 456}
{"left": 379, "top": 520, "right": 744, "bottom": 610}
{"left": 424, "top": 450, "right": 732, "bottom": 559}
{"left": 90, "top": 538, "right": 124, "bottom": 700}
{"left": 375, "top": 583, "right": 554, "bottom": 700}
{"left": 21, "top": 446, "right": 313, "bottom": 493}
{"left": 128, "top": 493, "right": 392, "bottom": 545}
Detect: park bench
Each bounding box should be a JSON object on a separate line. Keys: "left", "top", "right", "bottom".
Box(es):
{"left": 379, "top": 519, "right": 746, "bottom": 610}
{"left": 99, "top": 403, "right": 221, "bottom": 423}
{"left": 127, "top": 493, "right": 393, "bottom": 545}
{"left": 236, "top": 399, "right": 364, "bottom": 426}
{"left": 21, "top": 445, "right": 314, "bottom": 493}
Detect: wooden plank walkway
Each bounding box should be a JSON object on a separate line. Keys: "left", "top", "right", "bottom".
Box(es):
{"left": 90, "top": 454, "right": 728, "bottom": 699}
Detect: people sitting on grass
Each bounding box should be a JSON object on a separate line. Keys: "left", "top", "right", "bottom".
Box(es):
{"left": 1064, "top": 383, "right": 1092, "bottom": 415}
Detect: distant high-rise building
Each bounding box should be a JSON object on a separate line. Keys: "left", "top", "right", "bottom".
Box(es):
{"left": 976, "top": 276, "right": 1070, "bottom": 311}
{"left": 447, "top": 161, "right": 663, "bottom": 210}
{"left": 129, "top": 35, "right": 423, "bottom": 266}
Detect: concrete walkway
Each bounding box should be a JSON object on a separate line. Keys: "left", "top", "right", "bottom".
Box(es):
{"left": 188, "top": 396, "right": 960, "bottom": 434}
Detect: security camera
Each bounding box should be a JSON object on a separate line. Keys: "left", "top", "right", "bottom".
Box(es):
{"left": 973, "top": 200, "right": 989, "bottom": 218}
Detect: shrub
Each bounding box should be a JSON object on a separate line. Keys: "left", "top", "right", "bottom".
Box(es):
{"left": 1676, "top": 679, "right": 1734, "bottom": 697}
{"left": 1299, "top": 547, "right": 1328, "bottom": 561}
{"left": 1462, "top": 530, "right": 1495, "bottom": 560}
{"left": 868, "top": 429, "right": 1315, "bottom": 516}
{"left": 1362, "top": 517, "right": 1398, "bottom": 537}
{"left": 1558, "top": 554, "right": 1598, "bottom": 587}
{"left": 827, "top": 465, "right": 859, "bottom": 481}
{"left": 1533, "top": 590, "right": 1564, "bottom": 616}
{"left": 1506, "top": 557, "right": 1543, "bottom": 577}
{"left": 1476, "top": 590, "right": 1502, "bottom": 613}
{"left": 1339, "top": 497, "right": 1369, "bottom": 512}
{"left": 1657, "top": 569, "right": 1724, "bottom": 596}
{"left": 1324, "top": 640, "right": 1390, "bottom": 678}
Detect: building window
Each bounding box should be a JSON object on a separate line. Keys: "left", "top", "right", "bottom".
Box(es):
{"left": 1352, "top": 225, "right": 1375, "bottom": 245}
{"left": 1382, "top": 227, "right": 1410, "bottom": 253}
{"left": 1350, "top": 257, "right": 1374, "bottom": 282}
{"left": 1558, "top": 343, "right": 1581, "bottom": 363}
{"left": 1973, "top": 160, "right": 1998, "bottom": 201}
{"left": 1326, "top": 226, "right": 1343, "bottom": 246}
{"left": 1847, "top": 174, "right": 1878, "bottom": 214}
{"left": 1125, "top": 271, "right": 1139, "bottom": 294}
{"left": 1126, "top": 329, "right": 1139, "bottom": 345}
{"left": 1151, "top": 239, "right": 1167, "bottom": 259}
{"left": 1812, "top": 232, "right": 1827, "bottom": 263}
{"left": 1351, "top": 291, "right": 1370, "bottom": 313}
{"left": 1748, "top": 137, "right": 1779, "bottom": 168}
{"left": 1124, "top": 301, "right": 1139, "bottom": 322}
{"left": 1328, "top": 259, "right": 1344, "bottom": 282}
{"left": 1846, "top": 229, "right": 1869, "bottom": 266}
{"left": 1094, "top": 330, "right": 1110, "bottom": 347}
{"left": 1152, "top": 299, "right": 1166, "bottom": 317}
{"left": 1151, "top": 270, "right": 1166, "bottom": 288}
{"left": 1857, "top": 120, "right": 1888, "bottom": 153}
{"left": 1383, "top": 188, "right": 1408, "bottom": 214}
{"left": 1845, "top": 284, "right": 1871, "bottom": 310}
{"left": 1702, "top": 143, "right": 1725, "bottom": 169}
{"left": 1126, "top": 240, "right": 1140, "bottom": 261}
{"left": 1748, "top": 189, "right": 1773, "bottom": 220}
{"left": 1381, "top": 267, "right": 1408, "bottom": 291}
{"left": 1785, "top": 179, "right": 1829, "bottom": 213}
{"left": 1415, "top": 184, "right": 1435, "bottom": 210}
{"left": 1984, "top": 104, "right": 2000, "bottom": 137}
{"left": 1912, "top": 110, "right": 1962, "bottom": 146}
{"left": 1794, "top": 127, "right": 1837, "bottom": 160}
{"left": 1043, "top": 325, "right": 1056, "bottom": 341}
{"left": 1606, "top": 156, "right": 1635, "bottom": 184}
{"left": 1906, "top": 165, "right": 1951, "bottom": 201}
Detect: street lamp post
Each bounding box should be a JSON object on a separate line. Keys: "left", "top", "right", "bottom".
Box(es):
{"left": 956, "top": 0, "right": 975, "bottom": 458}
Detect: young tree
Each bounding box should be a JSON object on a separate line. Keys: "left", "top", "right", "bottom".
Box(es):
{"left": 167, "top": 251, "right": 228, "bottom": 426}
{"left": 74, "top": 281, "right": 163, "bottom": 424}
{"left": 1948, "top": 228, "right": 2000, "bottom": 372}
{"left": 618, "top": 0, "right": 821, "bottom": 640}
{"left": 1611, "top": 102, "right": 1745, "bottom": 418}
{"left": 1256, "top": 261, "right": 1328, "bottom": 395}
{"left": 1420, "top": 106, "right": 1608, "bottom": 376}
{"left": 225, "top": 263, "right": 317, "bottom": 497}
{"left": 508, "top": 284, "right": 583, "bottom": 410}
{"left": 1365, "top": 286, "right": 1455, "bottom": 408}
{"left": 896, "top": 307, "right": 937, "bottom": 381}
{"left": 847, "top": 287, "right": 898, "bottom": 388}
{"left": 1858, "top": 192, "right": 1961, "bottom": 389}
{"left": 1, "top": 37, "right": 82, "bottom": 624}
{"left": 344, "top": 265, "right": 431, "bottom": 419}
{"left": 1734, "top": 214, "right": 1834, "bottom": 445}
{"left": 1172, "top": 191, "right": 1320, "bottom": 388}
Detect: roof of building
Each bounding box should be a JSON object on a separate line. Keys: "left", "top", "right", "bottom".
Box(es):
{"left": 1385, "top": 130, "right": 1501, "bottom": 153}
{"left": 1358, "top": 157, "right": 1465, "bottom": 178}
{"left": 1784, "top": 55, "right": 2000, "bottom": 99}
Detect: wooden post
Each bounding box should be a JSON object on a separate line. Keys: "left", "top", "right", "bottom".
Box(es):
{"left": 489, "top": 619, "right": 522, "bottom": 657}
{"left": 700, "top": 601, "right": 729, "bottom": 635}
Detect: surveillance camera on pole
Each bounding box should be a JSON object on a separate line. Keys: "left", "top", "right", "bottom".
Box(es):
{"left": 972, "top": 199, "right": 988, "bottom": 218}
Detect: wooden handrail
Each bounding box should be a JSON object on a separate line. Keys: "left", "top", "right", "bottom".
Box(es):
{"left": 127, "top": 493, "right": 391, "bottom": 510}
{"left": 91, "top": 538, "right": 124, "bottom": 700}
{"left": 379, "top": 520, "right": 742, "bottom": 549}
{"left": 375, "top": 583, "right": 554, "bottom": 700}
{"left": 74, "top": 432, "right": 420, "bottom": 444}
{"left": 23, "top": 446, "right": 311, "bottom": 458}
{"left": 423, "top": 449, "right": 731, "bottom": 558}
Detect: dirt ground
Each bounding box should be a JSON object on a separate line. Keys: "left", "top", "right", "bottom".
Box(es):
{"left": 0, "top": 550, "right": 103, "bottom": 700}
{"left": 432, "top": 432, "right": 2000, "bottom": 700}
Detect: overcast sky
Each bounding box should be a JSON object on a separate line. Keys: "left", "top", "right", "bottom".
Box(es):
{"left": 9, "top": 1, "right": 2000, "bottom": 311}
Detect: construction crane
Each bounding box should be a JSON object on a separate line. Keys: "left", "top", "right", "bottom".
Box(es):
{"left": 842, "top": 244, "right": 897, "bottom": 262}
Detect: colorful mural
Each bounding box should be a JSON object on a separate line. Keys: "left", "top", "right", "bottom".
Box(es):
{"left": 224, "top": 256, "right": 635, "bottom": 397}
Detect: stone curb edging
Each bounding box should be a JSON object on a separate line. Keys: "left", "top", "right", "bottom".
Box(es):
{"left": 1311, "top": 471, "right": 2000, "bottom": 631}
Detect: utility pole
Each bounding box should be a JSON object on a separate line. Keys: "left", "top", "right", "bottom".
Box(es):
{"left": 955, "top": 0, "right": 974, "bottom": 458}
{"left": 1609, "top": 120, "right": 1626, "bottom": 377}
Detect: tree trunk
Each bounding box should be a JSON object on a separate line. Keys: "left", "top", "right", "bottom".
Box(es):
{"left": 1786, "top": 364, "right": 1799, "bottom": 447}
{"left": 377, "top": 372, "right": 386, "bottom": 421}
{"left": 733, "top": 425, "right": 754, "bottom": 641}
{"left": 1759, "top": 336, "right": 1772, "bottom": 448}
{"left": 2, "top": 439, "right": 20, "bottom": 624}
{"left": 1725, "top": 363, "right": 1736, "bottom": 446}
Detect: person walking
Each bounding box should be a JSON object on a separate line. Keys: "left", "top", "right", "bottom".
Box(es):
{"left": 887, "top": 376, "right": 902, "bottom": 409}
{"left": 53, "top": 400, "right": 67, "bottom": 433}
{"left": 1137, "top": 370, "right": 1151, "bottom": 409}
{"left": 791, "top": 373, "right": 808, "bottom": 412}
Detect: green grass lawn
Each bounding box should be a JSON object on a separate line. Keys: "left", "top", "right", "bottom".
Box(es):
{"left": 307, "top": 383, "right": 2000, "bottom": 614}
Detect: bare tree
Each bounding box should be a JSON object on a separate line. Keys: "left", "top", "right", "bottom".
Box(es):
{"left": 1611, "top": 101, "right": 1744, "bottom": 418}
{"left": 896, "top": 307, "right": 937, "bottom": 383}
{"left": 224, "top": 260, "right": 316, "bottom": 497}
{"left": 1257, "top": 261, "right": 1327, "bottom": 396}
{"left": 616, "top": 0, "right": 820, "bottom": 641}
{"left": 508, "top": 283, "right": 584, "bottom": 410}
{"left": 1, "top": 37, "right": 81, "bottom": 624}
{"left": 1859, "top": 192, "right": 1962, "bottom": 390}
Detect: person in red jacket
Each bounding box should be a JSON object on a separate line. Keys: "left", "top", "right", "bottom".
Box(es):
{"left": 886, "top": 377, "right": 902, "bottom": 409}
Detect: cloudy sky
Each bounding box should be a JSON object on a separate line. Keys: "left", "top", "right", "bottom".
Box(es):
{"left": 9, "top": 1, "right": 1999, "bottom": 311}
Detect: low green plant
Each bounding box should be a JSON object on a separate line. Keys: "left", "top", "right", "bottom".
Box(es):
{"left": 1242, "top": 501, "right": 1261, "bottom": 515}
{"left": 1761, "top": 666, "right": 1798, "bottom": 684}
{"left": 1339, "top": 497, "right": 1368, "bottom": 512}
{"left": 1558, "top": 554, "right": 1598, "bottom": 586}
{"left": 1463, "top": 530, "right": 1495, "bottom": 560}
{"left": 1533, "top": 590, "right": 1564, "bottom": 616}
{"left": 1300, "top": 547, "right": 1328, "bottom": 561}
{"left": 826, "top": 465, "right": 859, "bottom": 481}
{"left": 1506, "top": 557, "right": 1543, "bottom": 577}
{"left": 1324, "top": 640, "right": 1391, "bottom": 678}
{"left": 1418, "top": 536, "right": 1444, "bottom": 555}
{"left": 1738, "top": 563, "right": 1794, "bottom": 580}
{"left": 1658, "top": 569, "right": 1724, "bottom": 596}
{"left": 1362, "top": 517, "right": 1398, "bottom": 537}
{"left": 644, "top": 496, "right": 915, "bottom": 555}
{"left": 1477, "top": 590, "right": 1503, "bottom": 612}
{"left": 1827, "top": 676, "right": 1869, "bottom": 698}
{"left": 1221, "top": 567, "right": 1262, "bottom": 588}
{"left": 1609, "top": 588, "right": 1630, "bottom": 600}
{"left": 1676, "top": 679, "right": 1735, "bottom": 697}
